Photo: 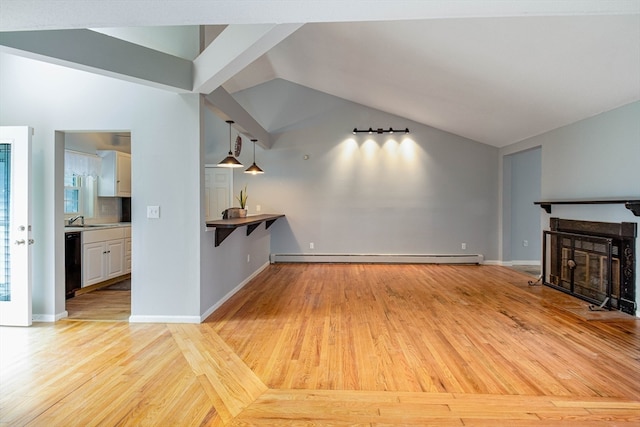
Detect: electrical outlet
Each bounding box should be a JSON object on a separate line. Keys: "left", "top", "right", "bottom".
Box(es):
{"left": 461, "top": 243, "right": 467, "bottom": 250}
{"left": 256, "top": 205, "right": 261, "bottom": 212}
{"left": 147, "top": 205, "right": 160, "bottom": 219}
{"left": 310, "top": 242, "right": 314, "bottom": 249}
{"left": 523, "top": 240, "right": 529, "bottom": 247}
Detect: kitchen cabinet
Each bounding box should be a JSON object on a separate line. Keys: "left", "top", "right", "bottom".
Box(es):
{"left": 98, "top": 150, "right": 131, "bottom": 197}
{"left": 82, "top": 226, "right": 129, "bottom": 287}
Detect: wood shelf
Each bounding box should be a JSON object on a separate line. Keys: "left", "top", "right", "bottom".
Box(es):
{"left": 534, "top": 198, "right": 640, "bottom": 216}
{"left": 206, "top": 214, "right": 285, "bottom": 247}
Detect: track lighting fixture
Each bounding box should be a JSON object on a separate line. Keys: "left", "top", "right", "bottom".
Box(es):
{"left": 217, "top": 120, "right": 243, "bottom": 168}
{"left": 352, "top": 127, "right": 410, "bottom": 135}
{"left": 244, "top": 139, "right": 264, "bottom": 175}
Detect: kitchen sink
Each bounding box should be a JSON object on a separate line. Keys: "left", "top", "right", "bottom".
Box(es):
{"left": 65, "top": 224, "right": 112, "bottom": 228}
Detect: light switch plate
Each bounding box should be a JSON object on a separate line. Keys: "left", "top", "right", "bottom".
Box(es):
{"left": 147, "top": 205, "right": 160, "bottom": 219}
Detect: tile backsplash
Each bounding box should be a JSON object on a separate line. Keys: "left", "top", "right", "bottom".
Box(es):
{"left": 92, "top": 197, "right": 121, "bottom": 224}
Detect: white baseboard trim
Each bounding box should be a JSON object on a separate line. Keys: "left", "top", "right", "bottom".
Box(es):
{"left": 33, "top": 311, "right": 68, "bottom": 322}
{"left": 481, "top": 260, "right": 502, "bottom": 265}
{"left": 199, "top": 261, "right": 271, "bottom": 322}
{"left": 511, "top": 260, "right": 541, "bottom": 266}
{"left": 498, "top": 260, "right": 541, "bottom": 267}
{"left": 129, "top": 315, "right": 202, "bottom": 324}
{"left": 270, "top": 253, "right": 484, "bottom": 264}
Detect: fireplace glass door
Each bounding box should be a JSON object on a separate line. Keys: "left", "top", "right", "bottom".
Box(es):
{"left": 544, "top": 230, "right": 617, "bottom": 309}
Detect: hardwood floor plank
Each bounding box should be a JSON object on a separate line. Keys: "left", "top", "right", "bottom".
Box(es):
{"left": 167, "top": 323, "right": 267, "bottom": 422}
{"left": 64, "top": 289, "right": 131, "bottom": 322}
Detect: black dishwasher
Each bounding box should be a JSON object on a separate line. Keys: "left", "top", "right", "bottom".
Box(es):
{"left": 65, "top": 232, "right": 82, "bottom": 298}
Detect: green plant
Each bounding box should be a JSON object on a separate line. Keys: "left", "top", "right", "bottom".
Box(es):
{"left": 236, "top": 185, "right": 248, "bottom": 209}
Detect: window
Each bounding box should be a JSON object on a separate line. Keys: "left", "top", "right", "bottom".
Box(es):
{"left": 64, "top": 174, "right": 81, "bottom": 215}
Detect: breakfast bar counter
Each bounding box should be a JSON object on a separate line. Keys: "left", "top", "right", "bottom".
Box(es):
{"left": 206, "top": 214, "right": 284, "bottom": 247}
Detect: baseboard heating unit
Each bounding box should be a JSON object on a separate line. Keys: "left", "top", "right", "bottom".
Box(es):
{"left": 270, "top": 254, "right": 484, "bottom": 264}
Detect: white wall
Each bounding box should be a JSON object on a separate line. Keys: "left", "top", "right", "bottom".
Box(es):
{"left": 231, "top": 79, "right": 500, "bottom": 259}
{"left": 0, "top": 52, "right": 203, "bottom": 321}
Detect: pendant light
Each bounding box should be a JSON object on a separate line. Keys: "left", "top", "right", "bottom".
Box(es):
{"left": 245, "top": 139, "right": 264, "bottom": 174}
{"left": 217, "top": 120, "right": 243, "bottom": 168}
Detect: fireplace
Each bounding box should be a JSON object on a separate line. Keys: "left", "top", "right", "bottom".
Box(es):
{"left": 543, "top": 218, "right": 637, "bottom": 315}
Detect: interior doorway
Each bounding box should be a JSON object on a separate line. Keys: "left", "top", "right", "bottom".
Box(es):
{"left": 502, "top": 146, "right": 542, "bottom": 266}
{"left": 62, "top": 131, "right": 132, "bottom": 322}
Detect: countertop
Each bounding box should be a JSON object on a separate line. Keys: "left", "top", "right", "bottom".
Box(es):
{"left": 205, "top": 214, "right": 284, "bottom": 247}
{"left": 64, "top": 222, "right": 132, "bottom": 233}
{"left": 205, "top": 214, "right": 284, "bottom": 229}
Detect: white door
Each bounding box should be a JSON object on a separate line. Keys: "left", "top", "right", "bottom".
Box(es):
{"left": 0, "top": 126, "right": 33, "bottom": 326}
{"left": 205, "top": 167, "right": 232, "bottom": 220}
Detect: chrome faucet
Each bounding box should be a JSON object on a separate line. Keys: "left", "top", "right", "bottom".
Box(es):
{"left": 68, "top": 215, "right": 85, "bottom": 226}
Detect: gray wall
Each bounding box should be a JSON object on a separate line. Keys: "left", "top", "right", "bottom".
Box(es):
{"left": 231, "top": 80, "right": 500, "bottom": 259}
{"left": 199, "top": 107, "right": 274, "bottom": 316}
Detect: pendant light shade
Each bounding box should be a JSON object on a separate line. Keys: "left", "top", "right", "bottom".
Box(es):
{"left": 244, "top": 139, "right": 264, "bottom": 174}
{"left": 218, "top": 120, "right": 243, "bottom": 168}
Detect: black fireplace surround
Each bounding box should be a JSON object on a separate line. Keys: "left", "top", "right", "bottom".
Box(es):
{"left": 543, "top": 218, "right": 637, "bottom": 315}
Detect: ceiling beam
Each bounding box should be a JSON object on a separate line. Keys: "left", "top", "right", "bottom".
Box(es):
{"left": 193, "top": 23, "right": 302, "bottom": 95}
{"left": 205, "top": 87, "right": 271, "bottom": 149}
{"left": 0, "top": 29, "right": 193, "bottom": 92}
{"left": 2, "top": 1, "right": 638, "bottom": 31}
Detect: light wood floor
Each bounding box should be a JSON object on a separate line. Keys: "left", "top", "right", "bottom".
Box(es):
{"left": 1, "top": 264, "right": 639, "bottom": 426}
{"left": 65, "top": 289, "right": 131, "bottom": 322}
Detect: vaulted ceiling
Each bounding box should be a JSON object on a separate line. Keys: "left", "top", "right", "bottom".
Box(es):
{"left": 1, "top": 1, "right": 639, "bottom": 147}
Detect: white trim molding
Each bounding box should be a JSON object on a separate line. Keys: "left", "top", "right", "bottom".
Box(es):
{"left": 33, "top": 310, "right": 68, "bottom": 322}
{"left": 129, "top": 315, "right": 202, "bottom": 324}
{"left": 270, "top": 253, "right": 484, "bottom": 264}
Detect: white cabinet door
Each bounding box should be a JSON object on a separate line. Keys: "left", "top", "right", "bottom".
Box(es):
{"left": 83, "top": 242, "right": 105, "bottom": 287}
{"left": 116, "top": 153, "right": 131, "bottom": 196}
{"left": 98, "top": 151, "right": 131, "bottom": 197}
{"left": 105, "top": 239, "right": 125, "bottom": 279}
